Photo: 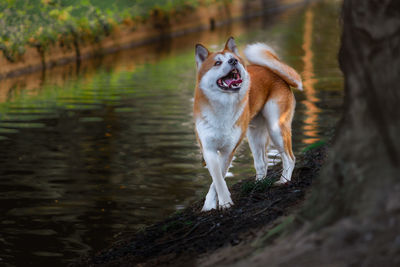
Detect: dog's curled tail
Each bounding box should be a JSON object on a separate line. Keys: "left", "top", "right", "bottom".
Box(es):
{"left": 244, "top": 43, "right": 303, "bottom": 90}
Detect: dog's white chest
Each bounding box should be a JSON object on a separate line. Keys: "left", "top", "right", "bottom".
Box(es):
{"left": 196, "top": 106, "right": 243, "bottom": 151}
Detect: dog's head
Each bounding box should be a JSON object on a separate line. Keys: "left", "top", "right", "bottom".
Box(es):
{"left": 195, "top": 37, "right": 249, "bottom": 95}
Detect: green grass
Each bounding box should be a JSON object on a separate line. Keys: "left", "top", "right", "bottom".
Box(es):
{"left": 241, "top": 177, "right": 275, "bottom": 196}
{"left": 302, "top": 140, "right": 326, "bottom": 153}
{"left": 0, "top": 0, "right": 227, "bottom": 62}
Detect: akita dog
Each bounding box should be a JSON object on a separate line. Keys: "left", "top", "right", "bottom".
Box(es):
{"left": 194, "top": 37, "right": 303, "bottom": 211}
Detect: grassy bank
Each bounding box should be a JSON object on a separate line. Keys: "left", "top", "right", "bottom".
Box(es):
{"left": 0, "top": 0, "right": 225, "bottom": 62}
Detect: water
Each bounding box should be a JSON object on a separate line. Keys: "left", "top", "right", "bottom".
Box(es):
{"left": 0, "top": 1, "right": 343, "bottom": 266}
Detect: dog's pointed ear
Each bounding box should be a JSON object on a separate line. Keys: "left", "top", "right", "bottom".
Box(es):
{"left": 195, "top": 44, "right": 209, "bottom": 69}
{"left": 224, "top": 37, "right": 239, "bottom": 56}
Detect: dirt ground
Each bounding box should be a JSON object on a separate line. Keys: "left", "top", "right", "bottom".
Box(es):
{"left": 73, "top": 145, "right": 326, "bottom": 267}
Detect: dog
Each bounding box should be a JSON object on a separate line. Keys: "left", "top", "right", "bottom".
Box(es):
{"left": 194, "top": 37, "right": 303, "bottom": 211}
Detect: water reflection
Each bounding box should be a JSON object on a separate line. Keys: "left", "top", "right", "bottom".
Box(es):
{"left": 301, "top": 7, "right": 321, "bottom": 144}
{"left": 0, "top": 1, "right": 343, "bottom": 266}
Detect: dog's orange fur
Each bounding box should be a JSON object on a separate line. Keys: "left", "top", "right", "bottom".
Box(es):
{"left": 194, "top": 58, "right": 295, "bottom": 163}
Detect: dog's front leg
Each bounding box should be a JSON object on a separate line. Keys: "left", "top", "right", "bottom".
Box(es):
{"left": 202, "top": 182, "right": 217, "bottom": 211}
{"left": 202, "top": 151, "right": 235, "bottom": 211}
{"left": 202, "top": 149, "right": 233, "bottom": 210}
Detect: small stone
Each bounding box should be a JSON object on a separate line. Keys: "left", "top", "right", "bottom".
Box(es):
{"left": 364, "top": 232, "right": 373, "bottom": 242}
{"left": 394, "top": 235, "right": 400, "bottom": 247}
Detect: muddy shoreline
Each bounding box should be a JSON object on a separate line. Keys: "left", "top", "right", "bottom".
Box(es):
{"left": 72, "top": 145, "right": 326, "bottom": 266}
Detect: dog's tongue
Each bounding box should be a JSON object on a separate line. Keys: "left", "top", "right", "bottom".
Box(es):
{"left": 226, "top": 78, "right": 243, "bottom": 88}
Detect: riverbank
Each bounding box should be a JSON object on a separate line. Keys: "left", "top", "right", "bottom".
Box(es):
{"left": 0, "top": 0, "right": 304, "bottom": 80}
{"left": 73, "top": 144, "right": 327, "bottom": 266}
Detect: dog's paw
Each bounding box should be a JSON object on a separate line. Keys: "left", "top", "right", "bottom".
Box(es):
{"left": 218, "top": 200, "right": 234, "bottom": 210}
{"left": 255, "top": 174, "right": 266, "bottom": 181}
{"left": 202, "top": 200, "right": 217, "bottom": 212}
{"left": 274, "top": 178, "right": 290, "bottom": 186}
{"left": 202, "top": 190, "right": 218, "bottom": 212}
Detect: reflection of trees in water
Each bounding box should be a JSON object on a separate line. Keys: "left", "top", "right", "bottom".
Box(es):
{"left": 301, "top": 7, "right": 321, "bottom": 145}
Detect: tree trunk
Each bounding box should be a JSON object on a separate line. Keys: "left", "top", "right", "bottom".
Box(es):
{"left": 302, "top": 0, "right": 400, "bottom": 228}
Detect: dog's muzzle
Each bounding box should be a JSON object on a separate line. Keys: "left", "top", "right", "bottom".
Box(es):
{"left": 217, "top": 68, "right": 243, "bottom": 91}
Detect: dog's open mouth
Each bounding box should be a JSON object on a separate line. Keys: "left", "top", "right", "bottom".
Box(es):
{"left": 217, "top": 69, "right": 243, "bottom": 91}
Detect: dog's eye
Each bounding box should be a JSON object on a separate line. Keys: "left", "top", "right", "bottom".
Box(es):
{"left": 214, "top": 61, "right": 222, "bottom": 66}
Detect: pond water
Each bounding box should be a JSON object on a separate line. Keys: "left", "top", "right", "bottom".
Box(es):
{"left": 0, "top": 1, "right": 343, "bottom": 266}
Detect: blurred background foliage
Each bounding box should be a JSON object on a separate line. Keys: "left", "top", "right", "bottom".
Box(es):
{"left": 0, "top": 0, "right": 226, "bottom": 62}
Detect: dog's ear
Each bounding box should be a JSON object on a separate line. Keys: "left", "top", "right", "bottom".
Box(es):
{"left": 224, "top": 37, "right": 239, "bottom": 56}
{"left": 195, "top": 44, "right": 209, "bottom": 69}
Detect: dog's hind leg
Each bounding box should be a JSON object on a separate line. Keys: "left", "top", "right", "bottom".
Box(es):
{"left": 263, "top": 98, "right": 295, "bottom": 184}
{"left": 276, "top": 123, "right": 295, "bottom": 184}
{"left": 247, "top": 113, "right": 269, "bottom": 180}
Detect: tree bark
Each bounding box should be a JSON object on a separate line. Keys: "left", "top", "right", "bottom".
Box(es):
{"left": 300, "top": 0, "right": 400, "bottom": 227}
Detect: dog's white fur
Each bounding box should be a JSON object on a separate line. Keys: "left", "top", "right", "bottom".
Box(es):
{"left": 244, "top": 43, "right": 303, "bottom": 90}
{"left": 194, "top": 38, "right": 301, "bottom": 211}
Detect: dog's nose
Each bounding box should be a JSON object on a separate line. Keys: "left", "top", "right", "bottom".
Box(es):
{"left": 228, "top": 58, "right": 238, "bottom": 66}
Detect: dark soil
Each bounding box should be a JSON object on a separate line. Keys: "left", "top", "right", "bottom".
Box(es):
{"left": 73, "top": 145, "right": 327, "bottom": 267}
